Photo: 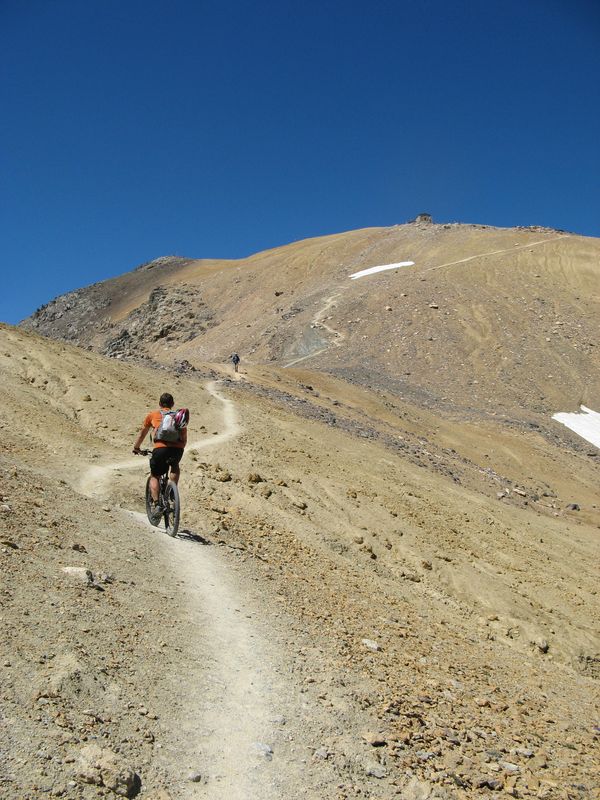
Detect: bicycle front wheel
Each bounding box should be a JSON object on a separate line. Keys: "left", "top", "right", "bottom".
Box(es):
{"left": 163, "top": 481, "right": 180, "bottom": 537}
{"left": 145, "top": 476, "right": 159, "bottom": 527}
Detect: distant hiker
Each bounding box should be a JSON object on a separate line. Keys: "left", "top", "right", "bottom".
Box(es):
{"left": 132, "top": 392, "right": 188, "bottom": 516}
{"left": 231, "top": 352, "right": 240, "bottom": 373}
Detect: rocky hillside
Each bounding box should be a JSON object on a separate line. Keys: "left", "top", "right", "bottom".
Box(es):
{"left": 6, "top": 220, "right": 600, "bottom": 798}
{"left": 22, "top": 222, "right": 600, "bottom": 421}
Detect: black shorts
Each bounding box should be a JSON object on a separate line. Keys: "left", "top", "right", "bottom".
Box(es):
{"left": 150, "top": 447, "right": 184, "bottom": 478}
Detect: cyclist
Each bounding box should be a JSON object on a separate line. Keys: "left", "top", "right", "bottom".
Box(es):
{"left": 132, "top": 392, "right": 187, "bottom": 514}
{"left": 231, "top": 352, "right": 240, "bottom": 373}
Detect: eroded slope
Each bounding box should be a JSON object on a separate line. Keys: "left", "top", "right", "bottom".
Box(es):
{"left": 2, "top": 325, "right": 599, "bottom": 798}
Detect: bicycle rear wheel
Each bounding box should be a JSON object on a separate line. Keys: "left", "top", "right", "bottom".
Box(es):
{"left": 163, "top": 481, "right": 180, "bottom": 537}
{"left": 145, "top": 476, "right": 160, "bottom": 527}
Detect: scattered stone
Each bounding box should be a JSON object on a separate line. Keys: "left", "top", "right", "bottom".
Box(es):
{"left": 0, "top": 504, "right": 11, "bottom": 513}
{"left": 400, "top": 777, "right": 441, "bottom": 798}
{"left": 530, "top": 753, "right": 548, "bottom": 769}
{"left": 366, "top": 764, "right": 387, "bottom": 778}
{"left": 77, "top": 745, "right": 140, "bottom": 797}
{"left": 362, "top": 731, "right": 387, "bottom": 746}
{"left": 188, "top": 772, "right": 204, "bottom": 783}
{"left": 62, "top": 566, "right": 105, "bottom": 591}
{"left": 292, "top": 500, "right": 307, "bottom": 509}
{"left": 1, "top": 539, "right": 19, "bottom": 549}
{"left": 476, "top": 776, "right": 503, "bottom": 790}
{"left": 534, "top": 638, "right": 550, "bottom": 653}
{"left": 72, "top": 543, "right": 87, "bottom": 552}
{"left": 313, "top": 746, "right": 330, "bottom": 760}
{"left": 62, "top": 566, "right": 94, "bottom": 584}
{"left": 416, "top": 750, "right": 435, "bottom": 761}
{"left": 514, "top": 748, "right": 534, "bottom": 758}
{"left": 82, "top": 395, "right": 92, "bottom": 402}
{"left": 247, "top": 472, "right": 263, "bottom": 483}
{"left": 216, "top": 469, "right": 232, "bottom": 482}
{"left": 513, "top": 488, "right": 527, "bottom": 497}
{"left": 253, "top": 742, "right": 273, "bottom": 760}
{"left": 362, "top": 638, "right": 381, "bottom": 652}
{"left": 566, "top": 503, "right": 580, "bottom": 511}
{"left": 421, "top": 559, "right": 432, "bottom": 570}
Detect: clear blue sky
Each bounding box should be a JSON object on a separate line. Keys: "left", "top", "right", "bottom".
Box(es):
{"left": 2, "top": 0, "right": 599, "bottom": 324}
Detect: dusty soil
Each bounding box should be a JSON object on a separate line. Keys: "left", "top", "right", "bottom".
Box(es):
{"left": 4, "top": 221, "right": 600, "bottom": 798}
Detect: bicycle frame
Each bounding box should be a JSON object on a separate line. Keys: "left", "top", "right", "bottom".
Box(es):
{"left": 136, "top": 449, "right": 181, "bottom": 536}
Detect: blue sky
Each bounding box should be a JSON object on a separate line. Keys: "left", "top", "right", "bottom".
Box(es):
{"left": 1, "top": 0, "right": 599, "bottom": 324}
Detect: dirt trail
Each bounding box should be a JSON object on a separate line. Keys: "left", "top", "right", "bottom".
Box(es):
{"left": 283, "top": 234, "right": 570, "bottom": 369}
{"left": 128, "top": 512, "right": 288, "bottom": 799}
{"left": 283, "top": 290, "right": 346, "bottom": 368}
{"left": 79, "top": 380, "right": 239, "bottom": 497}
{"left": 79, "top": 381, "right": 295, "bottom": 798}
{"left": 425, "top": 233, "right": 569, "bottom": 273}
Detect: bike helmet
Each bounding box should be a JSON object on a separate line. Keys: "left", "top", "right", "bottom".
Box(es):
{"left": 174, "top": 408, "right": 189, "bottom": 428}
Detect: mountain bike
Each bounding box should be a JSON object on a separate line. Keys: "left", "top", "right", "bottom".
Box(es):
{"left": 135, "top": 449, "right": 180, "bottom": 536}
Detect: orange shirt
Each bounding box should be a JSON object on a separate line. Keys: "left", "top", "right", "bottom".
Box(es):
{"left": 143, "top": 408, "right": 187, "bottom": 449}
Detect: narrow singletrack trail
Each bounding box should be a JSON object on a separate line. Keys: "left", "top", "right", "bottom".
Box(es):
{"left": 79, "top": 380, "right": 300, "bottom": 798}
{"left": 424, "top": 234, "right": 569, "bottom": 273}
{"left": 79, "top": 380, "right": 238, "bottom": 497}
{"left": 283, "top": 290, "right": 346, "bottom": 368}
{"left": 129, "top": 511, "right": 286, "bottom": 799}
{"left": 283, "top": 235, "right": 569, "bottom": 369}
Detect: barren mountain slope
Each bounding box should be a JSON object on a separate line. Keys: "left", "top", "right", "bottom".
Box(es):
{"left": 1, "top": 324, "right": 599, "bottom": 799}
{"left": 22, "top": 222, "right": 600, "bottom": 422}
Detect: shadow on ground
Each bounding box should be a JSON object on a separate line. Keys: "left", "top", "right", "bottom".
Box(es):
{"left": 176, "top": 528, "right": 212, "bottom": 545}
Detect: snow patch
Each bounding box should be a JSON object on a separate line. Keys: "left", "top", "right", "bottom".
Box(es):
{"left": 349, "top": 261, "right": 414, "bottom": 280}
{"left": 552, "top": 405, "right": 600, "bottom": 450}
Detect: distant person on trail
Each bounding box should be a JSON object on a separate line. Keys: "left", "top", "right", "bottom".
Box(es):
{"left": 132, "top": 392, "right": 188, "bottom": 515}
{"left": 231, "top": 352, "right": 240, "bottom": 373}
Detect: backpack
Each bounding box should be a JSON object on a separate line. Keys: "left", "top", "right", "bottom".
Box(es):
{"left": 154, "top": 408, "right": 189, "bottom": 443}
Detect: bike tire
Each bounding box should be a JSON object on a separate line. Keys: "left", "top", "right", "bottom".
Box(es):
{"left": 163, "top": 481, "right": 180, "bottom": 537}
{"left": 145, "top": 476, "right": 160, "bottom": 527}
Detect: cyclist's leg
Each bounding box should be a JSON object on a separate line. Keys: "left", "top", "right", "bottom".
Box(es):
{"left": 166, "top": 448, "right": 184, "bottom": 484}
{"left": 149, "top": 449, "right": 169, "bottom": 501}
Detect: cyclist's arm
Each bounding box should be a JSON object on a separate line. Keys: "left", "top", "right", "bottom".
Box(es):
{"left": 133, "top": 423, "right": 152, "bottom": 453}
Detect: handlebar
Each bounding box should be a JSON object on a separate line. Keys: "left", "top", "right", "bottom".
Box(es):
{"left": 133, "top": 448, "right": 152, "bottom": 456}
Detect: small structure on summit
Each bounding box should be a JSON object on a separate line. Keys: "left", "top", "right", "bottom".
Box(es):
{"left": 412, "top": 212, "right": 433, "bottom": 224}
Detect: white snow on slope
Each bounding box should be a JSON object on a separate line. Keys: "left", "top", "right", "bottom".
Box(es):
{"left": 349, "top": 261, "right": 414, "bottom": 280}
{"left": 552, "top": 405, "right": 600, "bottom": 449}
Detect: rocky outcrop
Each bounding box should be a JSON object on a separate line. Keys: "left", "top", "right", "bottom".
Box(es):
{"left": 102, "top": 283, "right": 215, "bottom": 359}
{"left": 22, "top": 285, "right": 112, "bottom": 344}
{"left": 20, "top": 256, "right": 194, "bottom": 351}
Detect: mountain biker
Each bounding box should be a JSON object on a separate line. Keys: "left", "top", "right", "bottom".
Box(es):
{"left": 231, "top": 352, "right": 240, "bottom": 372}
{"left": 132, "top": 392, "right": 187, "bottom": 514}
